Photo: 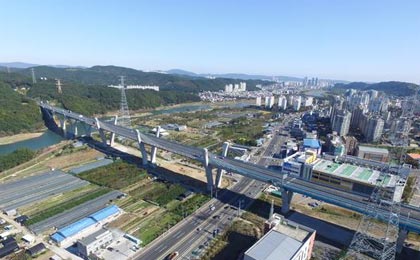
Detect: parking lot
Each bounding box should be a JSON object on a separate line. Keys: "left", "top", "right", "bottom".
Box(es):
{"left": 0, "top": 170, "right": 89, "bottom": 214}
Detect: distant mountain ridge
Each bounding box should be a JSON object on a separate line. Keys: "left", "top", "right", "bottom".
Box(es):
{"left": 0, "top": 62, "right": 86, "bottom": 69}
{"left": 334, "top": 81, "right": 418, "bottom": 96}
{"left": 2, "top": 62, "right": 349, "bottom": 83}
{"left": 164, "top": 68, "right": 303, "bottom": 82}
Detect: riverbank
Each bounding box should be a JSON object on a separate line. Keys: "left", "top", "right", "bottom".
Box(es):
{"left": 0, "top": 132, "right": 45, "bottom": 145}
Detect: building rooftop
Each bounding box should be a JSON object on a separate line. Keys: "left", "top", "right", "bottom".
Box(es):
{"left": 303, "top": 138, "right": 321, "bottom": 149}
{"left": 89, "top": 205, "right": 120, "bottom": 222}
{"left": 313, "top": 159, "right": 397, "bottom": 187}
{"left": 246, "top": 214, "right": 314, "bottom": 260}
{"left": 358, "top": 146, "right": 389, "bottom": 155}
{"left": 245, "top": 229, "right": 302, "bottom": 260}
{"left": 78, "top": 228, "right": 110, "bottom": 246}
{"left": 27, "top": 243, "right": 46, "bottom": 256}
{"left": 51, "top": 205, "right": 120, "bottom": 243}
{"left": 408, "top": 153, "right": 420, "bottom": 160}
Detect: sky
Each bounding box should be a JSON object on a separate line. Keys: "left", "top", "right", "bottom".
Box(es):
{"left": 0, "top": 0, "right": 419, "bottom": 82}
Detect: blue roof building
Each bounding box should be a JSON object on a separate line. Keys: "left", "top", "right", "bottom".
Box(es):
{"left": 51, "top": 205, "right": 120, "bottom": 244}
{"left": 89, "top": 205, "right": 120, "bottom": 222}
{"left": 302, "top": 138, "right": 321, "bottom": 155}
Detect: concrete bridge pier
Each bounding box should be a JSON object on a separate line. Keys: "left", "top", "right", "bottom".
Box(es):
{"left": 95, "top": 117, "right": 108, "bottom": 145}
{"left": 73, "top": 124, "right": 78, "bottom": 138}
{"left": 110, "top": 115, "right": 118, "bottom": 147}
{"left": 396, "top": 229, "right": 408, "bottom": 253}
{"left": 150, "top": 126, "right": 161, "bottom": 164}
{"left": 136, "top": 130, "right": 149, "bottom": 166}
{"left": 215, "top": 142, "right": 230, "bottom": 188}
{"left": 280, "top": 188, "right": 294, "bottom": 214}
{"left": 83, "top": 124, "right": 92, "bottom": 137}
{"left": 203, "top": 148, "right": 214, "bottom": 192}
{"left": 59, "top": 117, "right": 67, "bottom": 133}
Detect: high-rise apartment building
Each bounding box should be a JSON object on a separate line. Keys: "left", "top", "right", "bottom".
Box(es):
{"left": 331, "top": 109, "right": 351, "bottom": 136}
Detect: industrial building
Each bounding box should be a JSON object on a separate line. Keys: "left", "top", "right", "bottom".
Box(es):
{"left": 357, "top": 146, "right": 389, "bottom": 162}
{"left": 244, "top": 214, "right": 316, "bottom": 260}
{"left": 51, "top": 205, "right": 121, "bottom": 247}
{"left": 311, "top": 158, "right": 398, "bottom": 196}
{"left": 76, "top": 228, "right": 113, "bottom": 258}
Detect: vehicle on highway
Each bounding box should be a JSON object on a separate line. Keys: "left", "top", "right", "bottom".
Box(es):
{"left": 213, "top": 215, "right": 221, "bottom": 219}
{"left": 166, "top": 251, "right": 179, "bottom": 260}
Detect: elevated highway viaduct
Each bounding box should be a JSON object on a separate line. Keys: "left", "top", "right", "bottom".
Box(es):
{"left": 38, "top": 102, "right": 420, "bottom": 235}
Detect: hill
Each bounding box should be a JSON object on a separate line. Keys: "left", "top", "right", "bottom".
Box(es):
{"left": 334, "top": 81, "right": 418, "bottom": 96}
{"left": 18, "top": 65, "right": 270, "bottom": 92}
{"left": 0, "top": 73, "right": 43, "bottom": 136}
{"left": 27, "top": 80, "right": 201, "bottom": 116}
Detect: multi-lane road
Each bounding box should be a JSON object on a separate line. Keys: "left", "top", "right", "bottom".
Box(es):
{"left": 133, "top": 121, "right": 290, "bottom": 260}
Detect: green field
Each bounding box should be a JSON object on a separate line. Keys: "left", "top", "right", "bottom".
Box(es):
{"left": 128, "top": 181, "right": 187, "bottom": 206}
{"left": 79, "top": 160, "right": 147, "bottom": 189}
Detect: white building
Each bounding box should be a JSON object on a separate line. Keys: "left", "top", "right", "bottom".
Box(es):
{"left": 265, "top": 96, "right": 275, "bottom": 109}
{"left": 225, "top": 84, "right": 233, "bottom": 93}
{"left": 108, "top": 85, "right": 159, "bottom": 91}
{"left": 278, "top": 96, "right": 287, "bottom": 110}
{"left": 77, "top": 228, "right": 113, "bottom": 258}
{"left": 293, "top": 96, "right": 301, "bottom": 111}
{"left": 225, "top": 82, "right": 246, "bottom": 92}
{"left": 244, "top": 214, "right": 316, "bottom": 260}
{"left": 303, "top": 97, "right": 313, "bottom": 107}
{"left": 256, "top": 96, "right": 262, "bottom": 106}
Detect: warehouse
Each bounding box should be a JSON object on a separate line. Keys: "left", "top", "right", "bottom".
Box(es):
{"left": 51, "top": 205, "right": 121, "bottom": 247}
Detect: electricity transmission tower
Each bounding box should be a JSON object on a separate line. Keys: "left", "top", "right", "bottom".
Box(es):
{"left": 346, "top": 172, "right": 401, "bottom": 260}
{"left": 31, "top": 68, "right": 37, "bottom": 84}
{"left": 56, "top": 79, "right": 62, "bottom": 94}
{"left": 118, "top": 76, "right": 132, "bottom": 129}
